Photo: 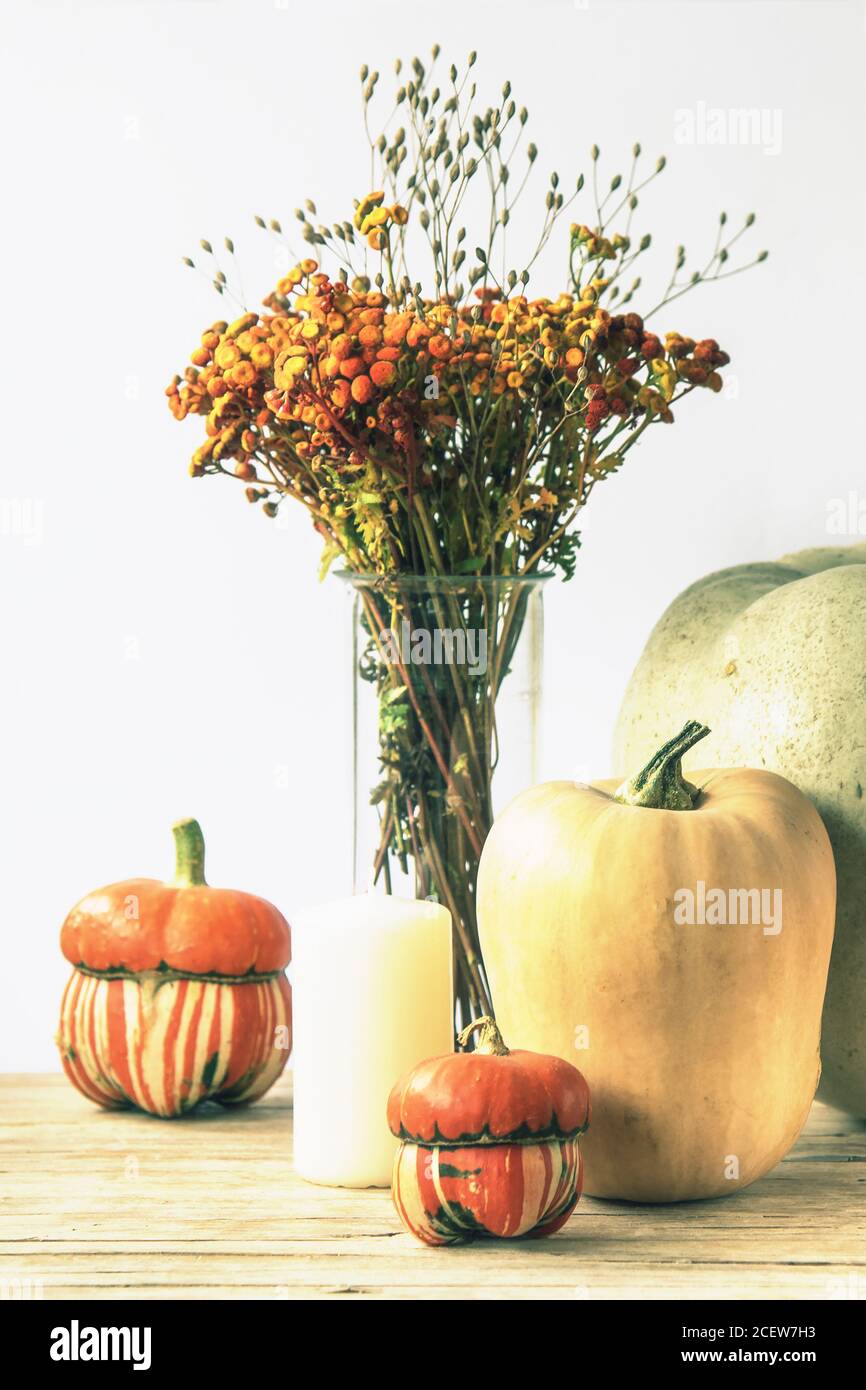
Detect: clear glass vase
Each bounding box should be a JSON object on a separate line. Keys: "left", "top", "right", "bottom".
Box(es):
{"left": 341, "top": 572, "right": 547, "bottom": 1030}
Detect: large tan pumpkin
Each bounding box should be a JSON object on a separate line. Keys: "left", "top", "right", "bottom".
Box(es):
{"left": 614, "top": 543, "right": 866, "bottom": 1115}
{"left": 477, "top": 723, "right": 836, "bottom": 1201}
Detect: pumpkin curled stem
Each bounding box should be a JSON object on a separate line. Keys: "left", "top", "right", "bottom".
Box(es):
{"left": 614, "top": 719, "right": 710, "bottom": 812}
{"left": 172, "top": 817, "right": 207, "bottom": 887}
{"left": 456, "top": 1015, "right": 510, "bottom": 1056}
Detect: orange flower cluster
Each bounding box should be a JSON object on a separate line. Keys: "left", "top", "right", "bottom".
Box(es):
{"left": 167, "top": 248, "right": 730, "bottom": 500}
{"left": 166, "top": 310, "right": 276, "bottom": 479}
{"left": 353, "top": 189, "right": 409, "bottom": 250}
{"left": 267, "top": 271, "right": 721, "bottom": 434}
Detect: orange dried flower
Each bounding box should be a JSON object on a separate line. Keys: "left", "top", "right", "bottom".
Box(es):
{"left": 230, "top": 362, "right": 257, "bottom": 388}
{"left": 250, "top": 344, "right": 273, "bottom": 369}
{"left": 384, "top": 314, "right": 411, "bottom": 345}
{"left": 215, "top": 341, "right": 241, "bottom": 370}
{"left": 585, "top": 399, "right": 611, "bottom": 431}
{"left": 340, "top": 356, "right": 366, "bottom": 380}
{"left": 370, "top": 360, "right": 396, "bottom": 388}
{"left": 351, "top": 375, "right": 373, "bottom": 404}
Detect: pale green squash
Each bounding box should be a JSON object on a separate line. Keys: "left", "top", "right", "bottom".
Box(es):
{"left": 614, "top": 542, "right": 866, "bottom": 1116}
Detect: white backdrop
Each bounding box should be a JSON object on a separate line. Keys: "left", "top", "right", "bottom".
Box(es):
{"left": 3, "top": 0, "right": 863, "bottom": 1068}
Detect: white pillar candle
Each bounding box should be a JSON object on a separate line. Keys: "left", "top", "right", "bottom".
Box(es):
{"left": 291, "top": 894, "right": 454, "bottom": 1187}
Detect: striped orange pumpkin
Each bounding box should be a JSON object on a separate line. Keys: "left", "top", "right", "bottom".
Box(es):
{"left": 387, "top": 1016, "right": 590, "bottom": 1246}
{"left": 57, "top": 819, "right": 291, "bottom": 1117}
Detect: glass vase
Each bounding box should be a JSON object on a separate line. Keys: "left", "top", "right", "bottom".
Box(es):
{"left": 341, "top": 572, "right": 547, "bottom": 1030}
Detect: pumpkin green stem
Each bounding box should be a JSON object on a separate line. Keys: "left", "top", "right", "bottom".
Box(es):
{"left": 457, "top": 1015, "right": 510, "bottom": 1056}
{"left": 614, "top": 720, "right": 710, "bottom": 811}
{"left": 172, "top": 818, "right": 207, "bottom": 887}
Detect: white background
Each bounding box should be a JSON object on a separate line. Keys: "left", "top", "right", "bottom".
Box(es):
{"left": 2, "top": 0, "right": 863, "bottom": 1067}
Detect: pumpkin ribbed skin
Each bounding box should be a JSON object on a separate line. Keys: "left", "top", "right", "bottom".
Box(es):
{"left": 56, "top": 820, "right": 292, "bottom": 1117}
{"left": 387, "top": 1018, "right": 590, "bottom": 1244}
{"left": 392, "top": 1138, "right": 583, "bottom": 1246}
{"left": 61, "top": 879, "right": 290, "bottom": 977}
{"left": 58, "top": 969, "right": 291, "bottom": 1117}
{"left": 387, "top": 1047, "right": 590, "bottom": 1145}
{"left": 477, "top": 760, "right": 836, "bottom": 1202}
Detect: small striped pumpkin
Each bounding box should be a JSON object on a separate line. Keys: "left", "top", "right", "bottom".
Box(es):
{"left": 57, "top": 819, "right": 291, "bottom": 1117}
{"left": 387, "top": 1016, "right": 590, "bottom": 1246}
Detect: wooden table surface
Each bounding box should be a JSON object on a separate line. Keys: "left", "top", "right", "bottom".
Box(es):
{"left": 2, "top": 1074, "right": 864, "bottom": 1301}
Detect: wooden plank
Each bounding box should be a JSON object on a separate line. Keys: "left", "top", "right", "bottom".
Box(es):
{"left": 1, "top": 1075, "right": 864, "bottom": 1300}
